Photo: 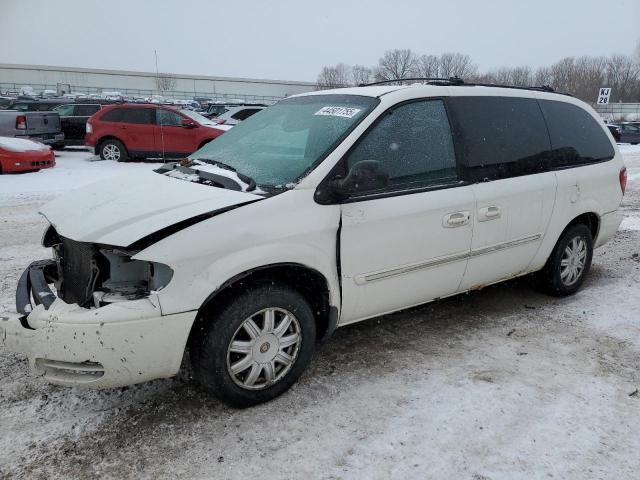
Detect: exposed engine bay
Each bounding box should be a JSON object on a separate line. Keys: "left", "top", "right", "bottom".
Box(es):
{"left": 43, "top": 225, "right": 173, "bottom": 308}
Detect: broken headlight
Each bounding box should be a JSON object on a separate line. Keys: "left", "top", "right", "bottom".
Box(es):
{"left": 94, "top": 248, "right": 173, "bottom": 305}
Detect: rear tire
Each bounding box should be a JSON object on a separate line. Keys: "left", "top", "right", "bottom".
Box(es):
{"left": 539, "top": 224, "right": 593, "bottom": 297}
{"left": 99, "top": 139, "right": 128, "bottom": 162}
{"left": 192, "top": 283, "right": 316, "bottom": 407}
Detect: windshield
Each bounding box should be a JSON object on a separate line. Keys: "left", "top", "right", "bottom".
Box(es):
{"left": 207, "top": 105, "right": 229, "bottom": 117}
{"left": 191, "top": 95, "right": 379, "bottom": 187}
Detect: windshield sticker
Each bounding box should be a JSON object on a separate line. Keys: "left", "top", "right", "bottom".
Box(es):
{"left": 314, "top": 106, "right": 362, "bottom": 118}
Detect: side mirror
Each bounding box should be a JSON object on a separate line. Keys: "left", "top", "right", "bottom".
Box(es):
{"left": 330, "top": 160, "right": 389, "bottom": 199}
{"left": 181, "top": 118, "right": 197, "bottom": 128}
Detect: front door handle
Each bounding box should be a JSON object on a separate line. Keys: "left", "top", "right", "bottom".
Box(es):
{"left": 478, "top": 205, "right": 501, "bottom": 222}
{"left": 443, "top": 211, "right": 470, "bottom": 228}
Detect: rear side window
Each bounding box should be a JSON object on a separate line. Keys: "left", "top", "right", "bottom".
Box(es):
{"left": 539, "top": 100, "right": 614, "bottom": 167}
{"left": 231, "top": 108, "right": 261, "bottom": 121}
{"left": 447, "top": 96, "right": 551, "bottom": 181}
{"left": 100, "top": 108, "right": 125, "bottom": 122}
{"left": 345, "top": 99, "right": 457, "bottom": 191}
{"left": 75, "top": 104, "right": 100, "bottom": 116}
{"left": 122, "top": 108, "right": 155, "bottom": 125}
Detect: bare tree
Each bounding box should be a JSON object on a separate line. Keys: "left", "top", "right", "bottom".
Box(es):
{"left": 534, "top": 66, "right": 553, "bottom": 87}
{"left": 351, "top": 65, "right": 372, "bottom": 86}
{"left": 606, "top": 54, "right": 640, "bottom": 102}
{"left": 316, "top": 63, "right": 351, "bottom": 89}
{"left": 438, "top": 53, "right": 477, "bottom": 78}
{"left": 413, "top": 54, "right": 440, "bottom": 78}
{"left": 375, "top": 49, "right": 418, "bottom": 82}
{"left": 572, "top": 56, "right": 607, "bottom": 101}
{"left": 155, "top": 74, "right": 176, "bottom": 92}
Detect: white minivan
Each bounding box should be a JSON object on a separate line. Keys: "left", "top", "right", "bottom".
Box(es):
{"left": 1, "top": 81, "right": 626, "bottom": 407}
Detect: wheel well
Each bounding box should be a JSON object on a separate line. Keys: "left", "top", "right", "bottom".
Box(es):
{"left": 188, "top": 264, "right": 333, "bottom": 348}
{"left": 564, "top": 212, "right": 599, "bottom": 240}
{"left": 198, "top": 139, "right": 212, "bottom": 149}
{"left": 97, "top": 136, "right": 126, "bottom": 152}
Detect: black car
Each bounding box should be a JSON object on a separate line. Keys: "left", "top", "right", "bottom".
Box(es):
{"left": 51, "top": 103, "right": 104, "bottom": 148}
{"left": 611, "top": 123, "right": 640, "bottom": 144}
{"left": 606, "top": 124, "right": 621, "bottom": 142}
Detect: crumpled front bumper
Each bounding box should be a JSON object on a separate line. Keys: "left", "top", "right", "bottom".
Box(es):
{"left": 1, "top": 261, "right": 197, "bottom": 388}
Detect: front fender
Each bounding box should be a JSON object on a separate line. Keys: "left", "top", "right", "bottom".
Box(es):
{"left": 134, "top": 189, "right": 341, "bottom": 315}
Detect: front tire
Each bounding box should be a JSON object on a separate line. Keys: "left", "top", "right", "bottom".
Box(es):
{"left": 192, "top": 284, "right": 316, "bottom": 407}
{"left": 99, "top": 139, "right": 128, "bottom": 162}
{"left": 540, "top": 224, "right": 593, "bottom": 297}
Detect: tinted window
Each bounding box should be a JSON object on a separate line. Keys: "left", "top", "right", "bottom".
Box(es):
{"left": 231, "top": 108, "right": 261, "bottom": 121}
{"left": 157, "top": 109, "right": 183, "bottom": 126}
{"left": 75, "top": 104, "right": 100, "bottom": 116}
{"left": 101, "top": 108, "right": 125, "bottom": 122}
{"left": 54, "top": 104, "right": 75, "bottom": 116}
{"left": 345, "top": 100, "right": 457, "bottom": 191}
{"left": 539, "top": 100, "right": 614, "bottom": 167}
{"left": 122, "top": 108, "right": 155, "bottom": 125}
{"left": 11, "top": 103, "right": 30, "bottom": 112}
{"left": 447, "top": 96, "right": 551, "bottom": 181}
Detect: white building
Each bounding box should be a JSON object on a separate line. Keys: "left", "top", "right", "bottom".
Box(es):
{"left": 0, "top": 63, "right": 316, "bottom": 103}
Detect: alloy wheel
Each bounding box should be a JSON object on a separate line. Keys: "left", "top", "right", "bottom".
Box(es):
{"left": 103, "top": 144, "right": 120, "bottom": 161}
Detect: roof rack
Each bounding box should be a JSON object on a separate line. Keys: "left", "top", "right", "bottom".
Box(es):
{"left": 358, "top": 78, "right": 571, "bottom": 96}
{"left": 359, "top": 77, "right": 464, "bottom": 87}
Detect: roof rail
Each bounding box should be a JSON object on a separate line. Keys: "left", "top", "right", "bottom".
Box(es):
{"left": 359, "top": 77, "right": 465, "bottom": 87}
{"left": 358, "top": 78, "right": 572, "bottom": 97}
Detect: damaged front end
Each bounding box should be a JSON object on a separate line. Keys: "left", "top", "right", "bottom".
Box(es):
{"left": 17, "top": 225, "right": 173, "bottom": 316}
{"left": 2, "top": 225, "right": 196, "bottom": 389}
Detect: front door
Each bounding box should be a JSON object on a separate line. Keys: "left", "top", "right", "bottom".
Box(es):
{"left": 338, "top": 99, "right": 474, "bottom": 324}
{"left": 156, "top": 108, "right": 197, "bottom": 157}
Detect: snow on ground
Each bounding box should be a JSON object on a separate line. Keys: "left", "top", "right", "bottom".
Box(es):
{"left": 0, "top": 147, "right": 639, "bottom": 479}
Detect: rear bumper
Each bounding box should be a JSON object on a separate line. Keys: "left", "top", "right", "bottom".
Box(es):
{"left": 17, "top": 133, "right": 64, "bottom": 145}
{"left": 2, "top": 261, "right": 197, "bottom": 388}
{"left": 595, "top": 210, "right": 624, "bottom": 248}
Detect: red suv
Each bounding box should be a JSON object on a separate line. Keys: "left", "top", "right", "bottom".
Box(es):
{"left": 85, "top": 104, "right": 226, "bottom": 161}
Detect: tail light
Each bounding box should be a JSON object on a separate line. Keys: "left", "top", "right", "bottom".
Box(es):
{"left": 619, "top": 167, "right": 627, "bottom": 195}
{"left": 15, "top": 115, "right": 27, "bottom": 130}
{"left": 213, "top": 118, "right": 226, "bottom": 125}
{"left": 86, "top": 120, "right": 93, "bottom": 134}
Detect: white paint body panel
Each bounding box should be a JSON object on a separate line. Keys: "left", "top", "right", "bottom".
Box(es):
{"left": 41, "top": 169, "right": 261, "bottom": 246}
{"left": 2, "top": 84, "right": 625, "bottom": 389}
{"left": 460, "top": 172, "right": 557, "bottom": 290}
{"left": 339, "top": 186, "right": 474, "bottom": 323}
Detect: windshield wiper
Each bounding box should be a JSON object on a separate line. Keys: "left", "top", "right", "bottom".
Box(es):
{"left": 195, "top": 158, "right": 257, "bottom": 191}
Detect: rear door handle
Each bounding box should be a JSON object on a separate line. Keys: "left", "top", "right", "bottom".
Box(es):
{"left": 443, "top": 211, "right": 470, "bottom": 228}
{"left": 478, "top": 205, "right": 501, "bottom": 222}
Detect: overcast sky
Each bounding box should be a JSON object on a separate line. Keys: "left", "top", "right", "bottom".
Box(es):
{"left": 1, "top": 0, "right": 638, "bottom": 82}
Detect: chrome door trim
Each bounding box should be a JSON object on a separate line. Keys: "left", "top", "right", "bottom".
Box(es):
{"left": 354, "top": 233, "right": 543, "bottom": 285}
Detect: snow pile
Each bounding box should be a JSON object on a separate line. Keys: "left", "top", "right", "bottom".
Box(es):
{"left": 0, "top": 137, "right": 50, "bottom": 153}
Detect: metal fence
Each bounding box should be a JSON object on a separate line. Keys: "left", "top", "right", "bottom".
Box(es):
{"left": 0, "top": 82, "right": 285, "bottom": 104}
{"left": 595, "top": 102, "right": 640, "bottom": 121}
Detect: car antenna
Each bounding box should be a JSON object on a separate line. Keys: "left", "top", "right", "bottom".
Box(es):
{"left": 155, "top": 49, "right": 166, "bottom": 159}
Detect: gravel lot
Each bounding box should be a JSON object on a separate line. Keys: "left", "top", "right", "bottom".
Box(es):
{"left": 1, "top": 147, "right": 639, "bottom": 479}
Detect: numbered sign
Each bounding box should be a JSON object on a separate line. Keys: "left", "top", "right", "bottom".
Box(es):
{"left": 597, "top": 87, "right": 611, "bottom": 105}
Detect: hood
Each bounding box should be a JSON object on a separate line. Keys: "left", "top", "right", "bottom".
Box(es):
{"left": 41, "top": 170, "right": 262, "bottom": 246}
